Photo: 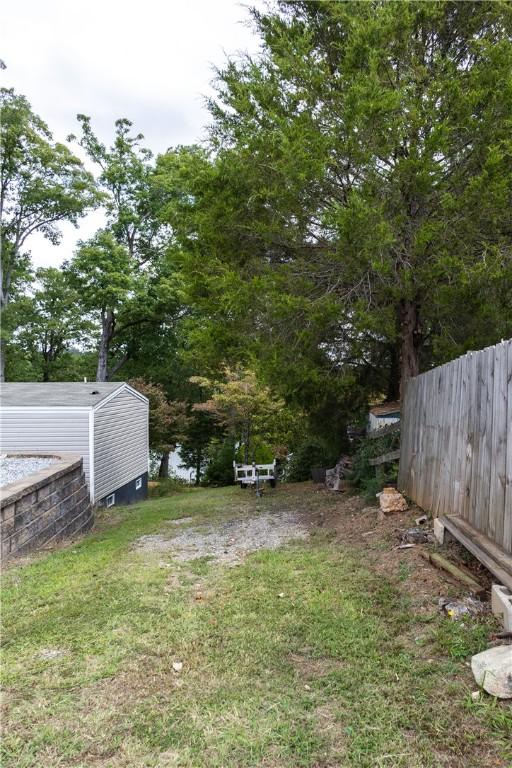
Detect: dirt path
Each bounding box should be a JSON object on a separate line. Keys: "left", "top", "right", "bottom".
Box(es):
{"left": 134, "top": 508, "right": 309, "bottom": 565}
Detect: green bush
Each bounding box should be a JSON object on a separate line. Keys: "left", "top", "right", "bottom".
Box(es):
{"left": 148, "top": 476, "right": 192, "bottom": 498}
{"left": 284, "top": 439, "right": 337, "bottom": 483}
{"left": 350, "top": 430, "right": 399, "bottom": 499}
{"left": 203, "top": 438, "right": 236, "bottom": 486}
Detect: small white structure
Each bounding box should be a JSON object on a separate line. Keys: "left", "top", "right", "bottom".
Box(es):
{"left": 0, "top": 382, "right": 149, "bottom": 506}
{"left": 368, "top": 401, "right": 400, "bottom": 433}
{"left": 233, "top": 461, "right": 277, "bottom": 488}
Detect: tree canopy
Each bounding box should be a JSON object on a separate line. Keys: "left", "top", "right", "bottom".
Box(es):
{"left": 3, "top": 1, "right": 512, "bottom": 481}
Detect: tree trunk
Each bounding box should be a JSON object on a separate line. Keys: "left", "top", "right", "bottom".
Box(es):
{"left": 195, "top": 452, "right": 202, "bottom": 485}
{"left": 243, "top": 420, "right": 251, "bottom": 464}
{"left": 159, "top": 452, "right": 170, "bottom": 478}
{"left": 386, "top": 341, "right": 401, "bottom": 402}
{"left": 0, "top": 338, "right": 5, "bottom": 383}
{"left": 399, "top": 299, "right": 422, "bottom": 395}
{"left": 96, "top": 309, "right": 115, "bottom": 382}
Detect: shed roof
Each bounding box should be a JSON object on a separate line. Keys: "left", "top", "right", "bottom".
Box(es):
{"left": 369, "top": 400, "right": 401, "bottom": 417}
{"left": 0, "top": 382, "right": 137, "bottom": 408}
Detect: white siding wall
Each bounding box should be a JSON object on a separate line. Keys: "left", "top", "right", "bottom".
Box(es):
{"left": 368, "top": 413, "right": 400, "bottom": 433}
{"left": 0, "top": 409, "right": 91, "bottom": 484}
{"left": 93, "top": 389, "right": 149, "bottom": 501}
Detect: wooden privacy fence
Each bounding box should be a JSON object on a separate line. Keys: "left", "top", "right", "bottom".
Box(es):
{"left": 399, "top": 339, "right": 512, "bottom": 556}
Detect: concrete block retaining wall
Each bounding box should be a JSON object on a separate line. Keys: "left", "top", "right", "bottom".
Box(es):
{"left": 1, "top": 452, "right": 93, "bottom": 560}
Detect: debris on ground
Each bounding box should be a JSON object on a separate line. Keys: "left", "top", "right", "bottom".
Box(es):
{"left": 471, "top": 645, "right": 512, "bottom": 699}
{"left": 325, "top": 455, "right": 353, "bottom": 492}
{"left": 172, "top": 661, "right": 183, "bottom": 673}
{"left": 377, "top": 487, "right": 408, "bottom": 516}
{"left": 415, "top": 514, "right": 428, "bottom": 526}
{"left": 38, "top": 648, "right": 66, "bottom": 660}
{"left": 420, "top": 550, "right": 485, "bottom": 595}
{"left": 439, "top": 596, "right": 486, "bottom": 620}
{"left": 401, "top": 526, "right": 434, "bottom": 545}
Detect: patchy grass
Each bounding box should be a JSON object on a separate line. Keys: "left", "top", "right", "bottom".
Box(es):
{"left": 1, "top": 485, "right": 511, "bottom": 767}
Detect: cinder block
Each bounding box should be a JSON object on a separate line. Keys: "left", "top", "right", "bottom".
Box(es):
{"left": 1, "top": 503, "right": 15, "bottom": 525}
{"left": 433, "top": 517, "right": 445, "bottom": 545}
{"left": 14, "top": 492, "right": 38, "bottom": 515}
{"left": 491, "top": 584, "right": 512, "bottom": 631}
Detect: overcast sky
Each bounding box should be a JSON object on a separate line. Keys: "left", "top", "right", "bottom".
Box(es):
{"left": 1, "top": 0, "right": 262, "bottom": 268}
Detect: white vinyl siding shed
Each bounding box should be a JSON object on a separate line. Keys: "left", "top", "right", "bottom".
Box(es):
{"left": 93, "top": 388, "right": 149, "bottom": 501}
{"left": 0, "top": 382, "right": 149, "bottom": 504}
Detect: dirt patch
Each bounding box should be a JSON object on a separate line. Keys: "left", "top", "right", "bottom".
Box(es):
{"left": 289, "top": 652, "right": 345, "bottom": 680}
{"left": 135, "top": 510, "right": 309, "bottom": 565}
{"left": 308, "top": 489, "right": 494, "bottom": 605}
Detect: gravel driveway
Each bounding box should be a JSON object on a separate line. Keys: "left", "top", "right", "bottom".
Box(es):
{"left": 135, "top": 510, "right": 309, "bottom": 565}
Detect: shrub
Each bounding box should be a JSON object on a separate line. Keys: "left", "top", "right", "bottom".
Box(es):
{"left": 284, "top": 439, "right": 337, "bottom": 483}
{"left": 350, "top": 430, "right": 399, "bottom": 499}
{"left": 203, "top": 438, "right": 236, "bottom": 486}
{"left": 148, "top": 476, "right": 192, "bottom": 498}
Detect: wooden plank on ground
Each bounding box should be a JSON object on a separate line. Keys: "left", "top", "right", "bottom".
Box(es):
{"left": 442, "top": 515, "right": 512, "bottom": 591}
{"left": 418, "top": 549, "right": 485, "bottom": 595}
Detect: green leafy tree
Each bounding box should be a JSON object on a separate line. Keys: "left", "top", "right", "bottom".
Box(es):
{"left": 16, "top": 267, "right": 94, "bottom": 381}
{"left": 66, "top": 230, "right": 136, "bottom": 381}
{"left": 128, "top": 378, "right": 188, "bottom": 478}
{"left": 191, "top": 367, "right": 288, "bottom": 464}
{"left": 68, "top": 117, "right": 183, "bottom": 380}
{"left": 178, "top": 409, "right": 222, "bottom": 485}
{"left": 70, "top": 116, "right": 169, "bottom": 264}
{"left": 0, "top": 88, "right": 98, "bottom": 380}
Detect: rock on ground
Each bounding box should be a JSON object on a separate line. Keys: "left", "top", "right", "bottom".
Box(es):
{"left": 471, "top": 645, "right": 512, "bottom": 699}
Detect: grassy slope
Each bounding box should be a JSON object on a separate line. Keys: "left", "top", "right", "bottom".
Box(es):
{"left": 1, "top": 486, "right": 511, "bottom": 768}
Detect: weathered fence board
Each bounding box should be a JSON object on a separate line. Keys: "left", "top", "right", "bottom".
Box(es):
{"left": 399, "top": 340, "right": 512, "bottom": 555}
{"left": 368, "top": 449, "right": 401, "bottom": 467}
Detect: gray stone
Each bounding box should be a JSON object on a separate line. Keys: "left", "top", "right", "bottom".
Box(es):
{"left": 491, "top": 584, "right": 512, "bottom": 632}
{"left": 433, "top": 517, "right": 445, "bottom": 545}
{"left": 471, "top": 645, "right": 512, "bottom": 699}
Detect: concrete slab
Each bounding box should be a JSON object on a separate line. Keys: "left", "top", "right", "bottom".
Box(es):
{"left": 491, "top": 584, "right": 512, "bottom": 631}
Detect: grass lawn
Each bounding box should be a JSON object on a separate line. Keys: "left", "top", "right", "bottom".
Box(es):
{"left": 1, "top": 484, "right": 511, "bottom": 767}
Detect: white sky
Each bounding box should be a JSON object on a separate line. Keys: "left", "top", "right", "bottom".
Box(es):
{"left": 1, "top": 0, "right": 262, "bottom": 268}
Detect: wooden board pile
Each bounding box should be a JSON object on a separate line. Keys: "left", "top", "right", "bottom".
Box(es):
{"left": 325, "top": 455, "right": 353, "bottom": 492}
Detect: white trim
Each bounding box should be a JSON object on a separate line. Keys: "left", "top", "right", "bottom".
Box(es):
{"left": 93, "top": 383, "right": 149, "bottom": 411}
{"left": 88, "top": 410, "right": 95, "bottom": 502}
{"left": 0, "top": 406, "right": 91, "bottom": 413}
{"left": 106, "top": 493, "right": 115, "bottom": 508}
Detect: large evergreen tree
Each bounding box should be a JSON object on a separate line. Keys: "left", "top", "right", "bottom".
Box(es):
{"left": 175, "top": 0, "right": 512, "bottom": 396}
